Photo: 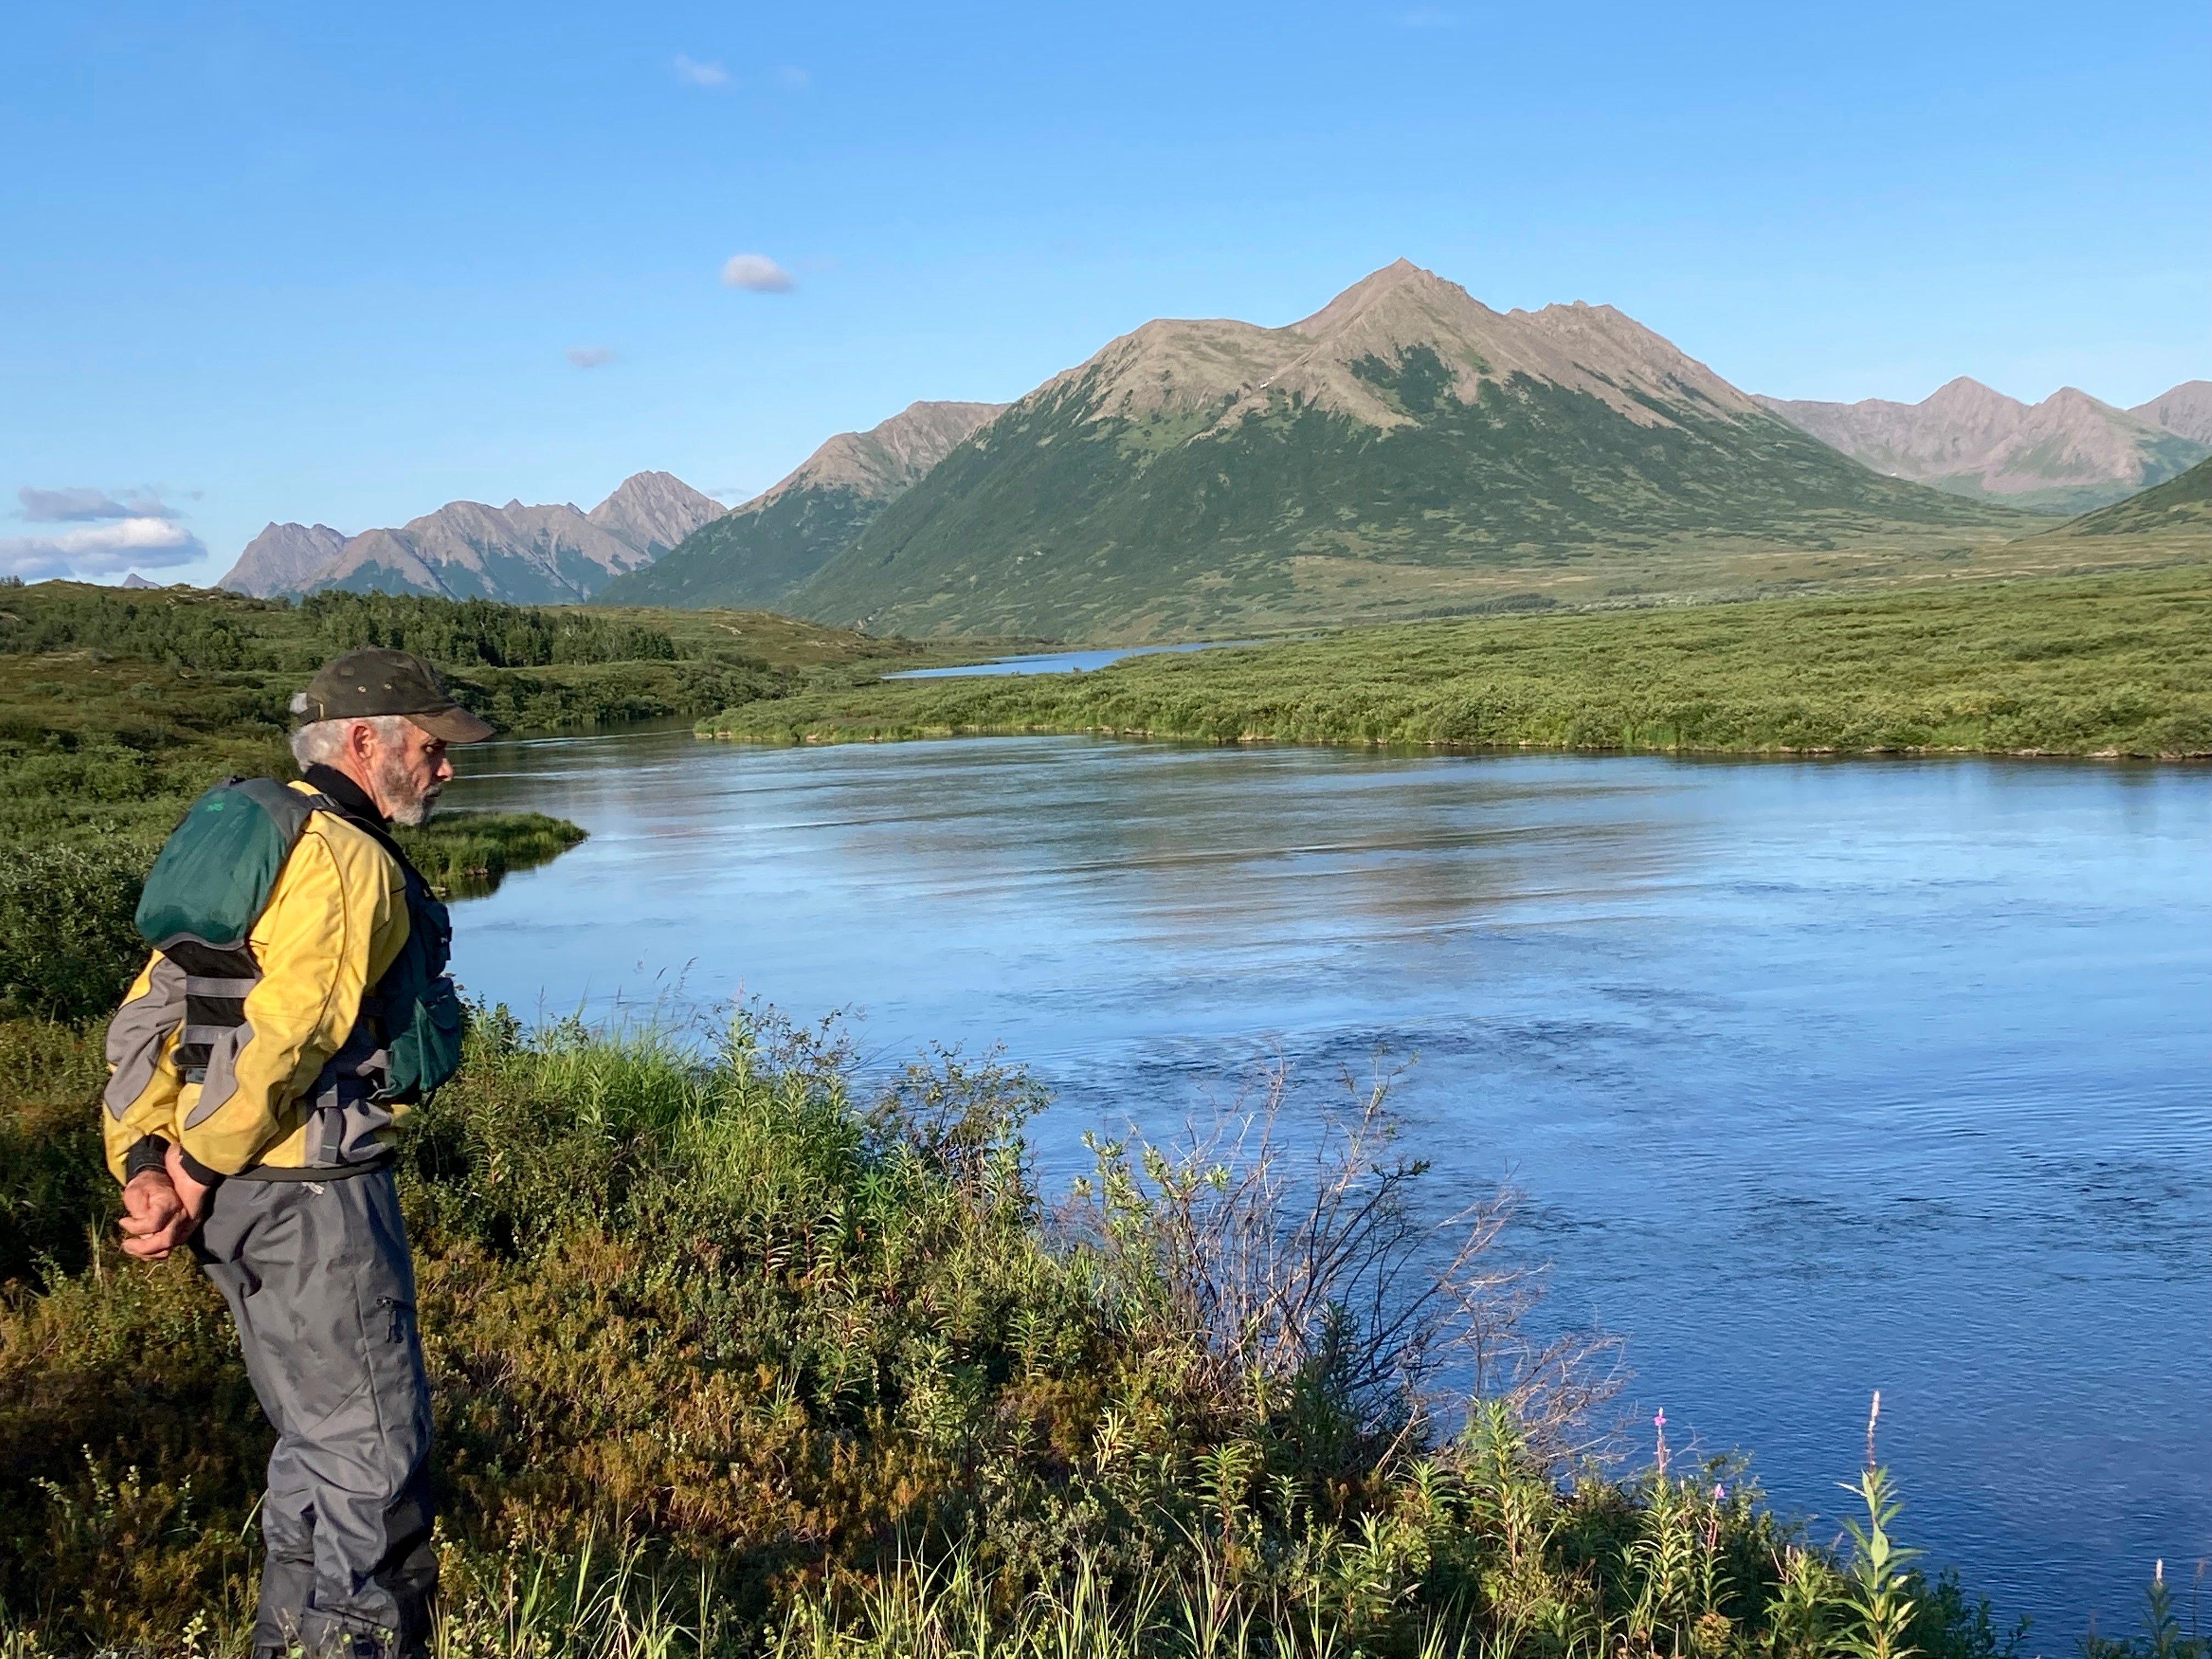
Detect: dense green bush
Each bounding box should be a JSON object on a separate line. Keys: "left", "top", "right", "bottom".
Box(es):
{"left": 394, "top": 810, "right": 591, "bottom": 896}
{"left": 0, "top": 586, "right": 288, "bottom": 670}
{"left": 0, "top": 843, "right": 150, "bottom": 1022}
{"left": 301, "top": 591, "right": 680, "bottom": 668}
{"left": 0, "top": 586, "right": 682, "bottom": 675}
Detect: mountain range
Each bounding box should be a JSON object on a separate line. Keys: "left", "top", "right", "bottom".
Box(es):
{"left": 218, "top": 472, "right": 725, "bottom": 602}
{"left": 595, "top": 402, "right": 1006, "bottom": 611}
{"left": 1756, "top": 379, "right": 2209, "bottom": 515}
{"left": 215, "top": 267, "right": 2207, "bottom": 639}
{"left": 610, "top": 261, "right": 2041, "bottom": 639}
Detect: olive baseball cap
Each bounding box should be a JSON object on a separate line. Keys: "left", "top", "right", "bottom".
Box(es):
{"left": 294, "top": 647, "right": 496, "bottom": 743}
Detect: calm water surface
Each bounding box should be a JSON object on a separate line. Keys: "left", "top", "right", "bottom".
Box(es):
{"left": 445, "top": 731, "right": 2212, "bottom": 1633}
{"left": 883, "top": 639, "right": 1248, "bottom": 677}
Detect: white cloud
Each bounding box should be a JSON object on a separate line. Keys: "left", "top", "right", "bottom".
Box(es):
{"left": 776, "top": 65, "right": 811, "bottom": 91}
{"left": 565, "top": 345, "right": 617, "bottom": 368}
{"left": 673, "top": 54, "right": 729, "bottom": 88}
{"left": 0, "top": 517, "right": 207, "bottom": 580}
{"left": 17, "top": 484, "right": 183, "bottom": 521}
{"left": 720, "top": 253, "right": 794, "bottom": 292}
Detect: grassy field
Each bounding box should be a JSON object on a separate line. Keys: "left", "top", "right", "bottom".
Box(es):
{"left": 703, "top": 563, "right": 2212, "bottom": 760}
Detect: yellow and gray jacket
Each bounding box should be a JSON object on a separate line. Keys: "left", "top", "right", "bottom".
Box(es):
{"left": 103, "top": 773, "right": 460, "bottom": 1186}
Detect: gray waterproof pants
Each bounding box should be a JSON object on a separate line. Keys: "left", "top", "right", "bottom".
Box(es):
{"left": 193, "top": 1167, "right": 437, "bottom": 1656}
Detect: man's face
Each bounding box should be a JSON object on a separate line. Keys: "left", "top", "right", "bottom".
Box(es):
{"left": 365, "top": 719, "right": 453, "bottom": 827}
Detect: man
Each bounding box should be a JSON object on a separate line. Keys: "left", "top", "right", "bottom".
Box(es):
{"left": 102, "top": 647, "right": 493, "bottom": 1658}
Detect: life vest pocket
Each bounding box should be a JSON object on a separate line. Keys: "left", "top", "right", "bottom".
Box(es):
{"left": 183, "top": 1021, "right": 256, "bottom": 1130}
{"left": 383, "top": 975, "right": 465, "bottom": 1103}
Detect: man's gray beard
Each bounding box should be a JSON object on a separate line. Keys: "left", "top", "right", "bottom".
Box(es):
{"left": 374, "top": 753, "right": 441, "bottom": 827}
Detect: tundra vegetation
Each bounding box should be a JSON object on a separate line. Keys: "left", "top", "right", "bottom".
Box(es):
{"left": 0, "top": 1003, "right": 2084, "bottom": 1656}
{"left": 2, "top": 576, "right": 2203, "bottom": 1651}
{"left": 703, "top": 565, "right": 2212, "bottom": 760}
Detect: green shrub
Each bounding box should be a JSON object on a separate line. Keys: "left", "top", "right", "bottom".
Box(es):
{"left": 0, "top": 844, "right": 149, "bottom": 1023}
{"left": 1, "top": 1008, "right": 2037, "bottom": 1656}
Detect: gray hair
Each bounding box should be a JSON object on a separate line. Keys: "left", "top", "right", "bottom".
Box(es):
{"left": 288, "top": 710, "right": 417, "bottom": 771}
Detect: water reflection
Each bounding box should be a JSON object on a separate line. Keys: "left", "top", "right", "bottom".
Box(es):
{"left": 444, "top": 731, "right": 2212, "bottom": 1631}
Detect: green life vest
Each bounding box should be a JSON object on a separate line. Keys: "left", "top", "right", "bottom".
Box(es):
{"left": 136, "top": 777, "right": 465, "bottom": 1111}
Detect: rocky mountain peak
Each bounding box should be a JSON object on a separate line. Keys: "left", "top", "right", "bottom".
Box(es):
{"left": 1922, "top": 375, "right": 2015, "bottom": 414}
{"left": 760, "top": 400, "right": 1011, "bottom": 504}
{"left": 587, "top": 471, "right": 728, "bottom": 555}
{"left": 1285, "top": 257, "right": 1461, "bottom": 338}
{"left": 2130, "top": 381, "right": 2212, "bottom": 445}
{"left": 2042, "top": 386, "right": 2123, "bottom": 416}
{"left": 218, "top": 521, "right": 352, "bottom": 597}
{"left": 1045, "top": 261, "right": 1767, "bottom": 440}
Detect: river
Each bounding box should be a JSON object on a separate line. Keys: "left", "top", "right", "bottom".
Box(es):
{"left": 444, "top": 728, "right": 2212, "bottom": 1633}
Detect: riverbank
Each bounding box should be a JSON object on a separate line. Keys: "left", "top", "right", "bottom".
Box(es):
{"left": 0, "top": 582, "right": 1015, "bottom": 1020}
{"left": 4, "top": 1005, "right": 2025, "bottom": 1657}
{"left": 700, "top": 564, "right": 2212, "bottom": 759}
{"left": 0, "top": 583, "right": 1007, "bottom": 842}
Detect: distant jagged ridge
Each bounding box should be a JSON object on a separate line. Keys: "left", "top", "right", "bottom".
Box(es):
{"left": 592, "top": 402, "right": 1008, "bottom": 612}
{"left": 217, "top": 472, "right": 725, "bottom": 603}
{"left": 1757, "top": 379, "right": 2210, "bottom": 516}
{"left": 778, "top": 259, "right": 2034, "bottom": 641}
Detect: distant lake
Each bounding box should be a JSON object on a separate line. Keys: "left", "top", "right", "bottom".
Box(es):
{"left": 445, "top": 731, "right": 2212, "bottom": 1633}
{"left": 884, "top": 640, "right": 1250, "bottom": 678}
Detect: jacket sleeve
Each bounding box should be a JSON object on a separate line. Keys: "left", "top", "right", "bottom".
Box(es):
{"left": 101, "top": 953, "right": 186, "bottom": 1183}
{"left": 175, "top": 820, "right": 408, "bottom": 1177}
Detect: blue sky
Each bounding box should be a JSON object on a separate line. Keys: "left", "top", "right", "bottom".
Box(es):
{"left": 4, "top": 0, "right": 2207, "bottom": 584}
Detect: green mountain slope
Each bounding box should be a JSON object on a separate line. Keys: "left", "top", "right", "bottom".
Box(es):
{"left": 787, "top": 263, "right": 2035, "bottom": 640}
{"left": 594, "top": 401, "right": 1004, "bottom": 611}
{"left": 2046, "top": 453, "right": 2212, "bottom": 538}
{"left": 591, "top": 482, "right": 883, "bottom": 610}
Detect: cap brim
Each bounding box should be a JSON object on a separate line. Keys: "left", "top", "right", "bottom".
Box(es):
{"left": 411, "top": 704, "right": 497, "bottom": 744}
